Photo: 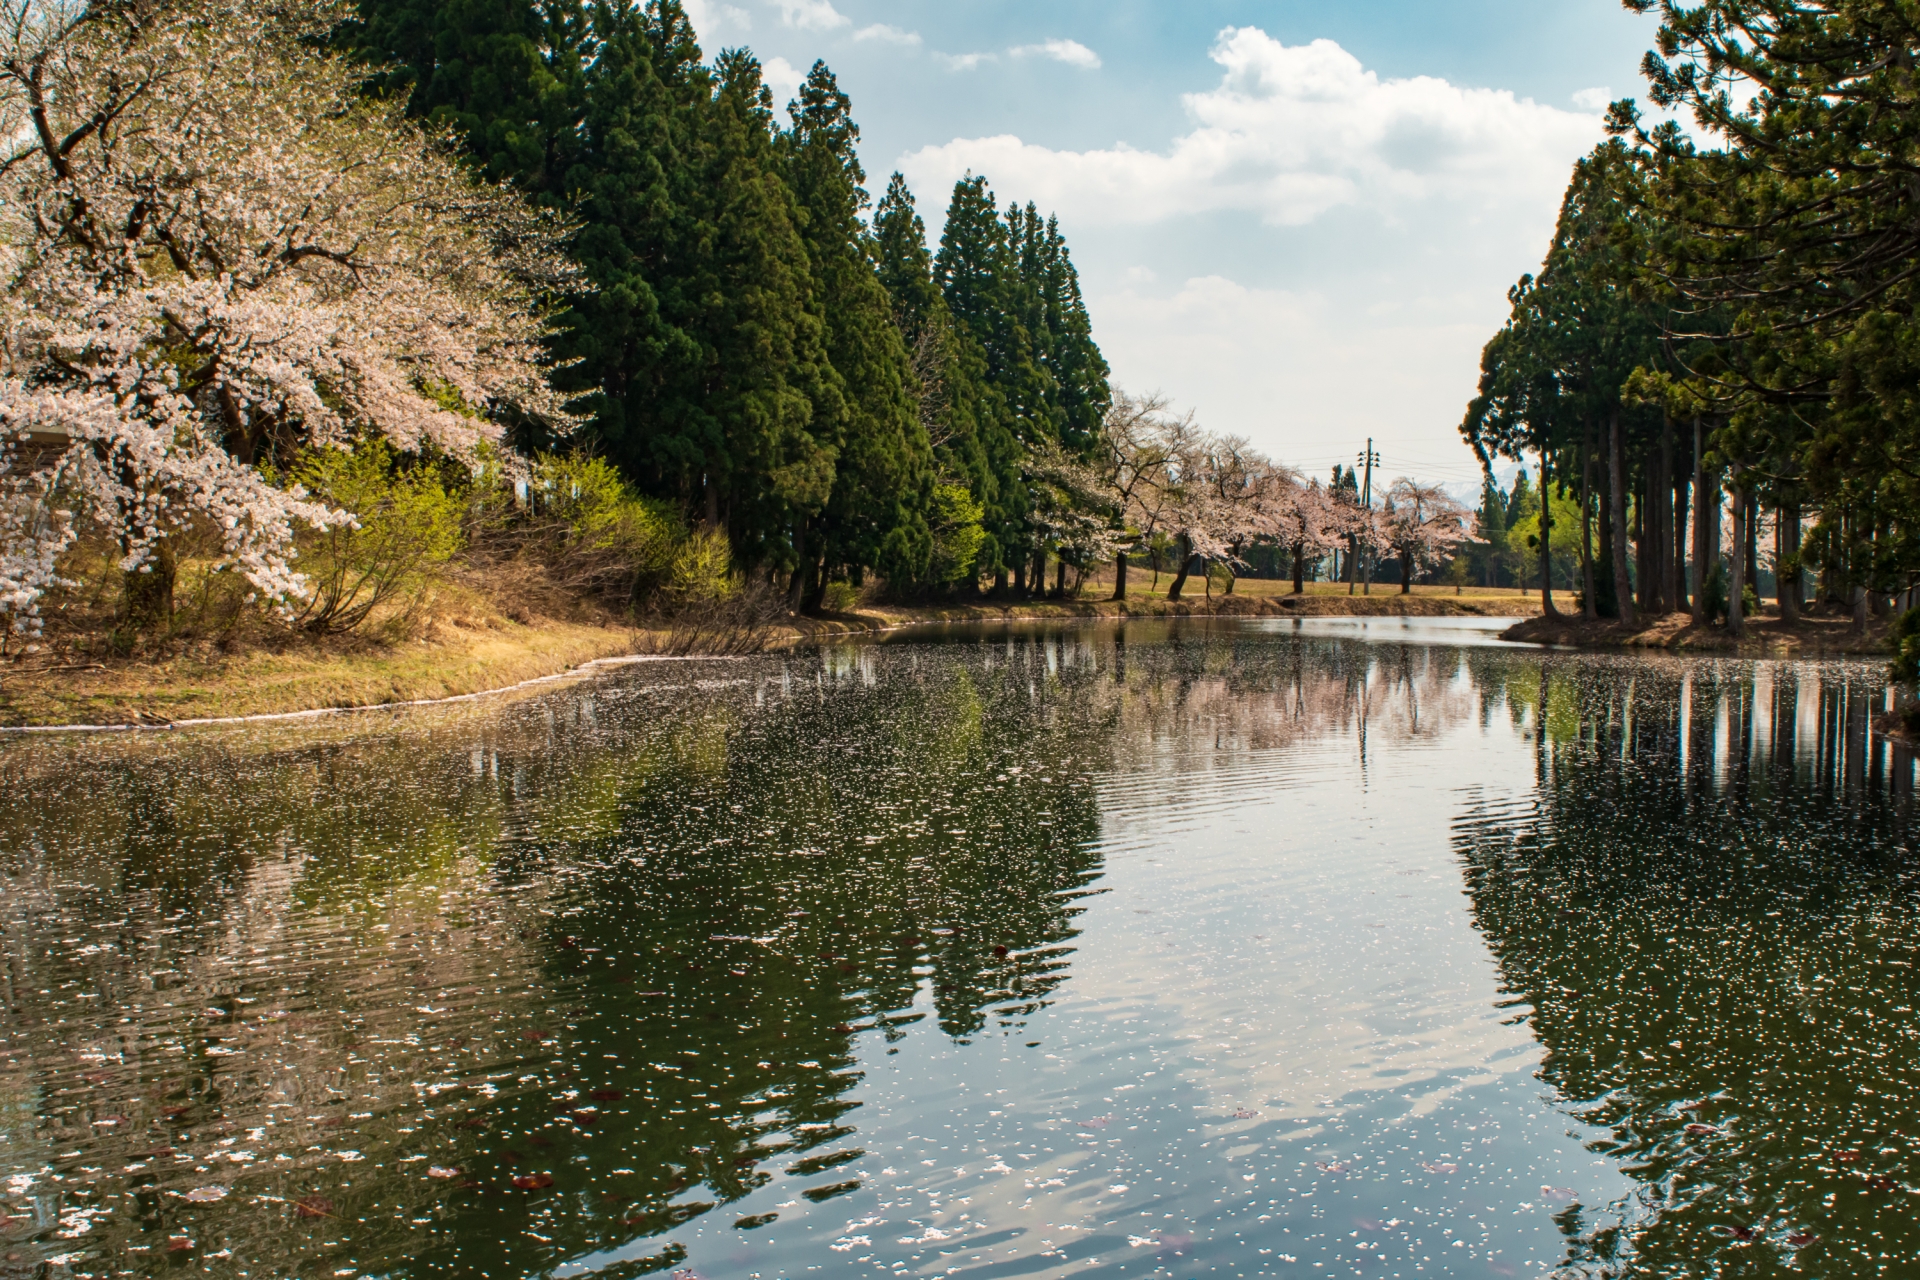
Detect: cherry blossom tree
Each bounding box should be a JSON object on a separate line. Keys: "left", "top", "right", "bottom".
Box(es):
{"left": 1097, "top": 391, "right": 1184, "bottom": 599}
{"left": 1385, "top": 479, "right": 1477, "bottom": 593}
{"left": 0, "top": 0, "right": 570, "bottom": 637}
{"left": 1268, "top": 478, "right": 1344, "bottom": 595}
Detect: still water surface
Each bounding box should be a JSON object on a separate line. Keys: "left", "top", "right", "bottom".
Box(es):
{"left": 1, "top": 618, "right": 1916, "bottom": 1280}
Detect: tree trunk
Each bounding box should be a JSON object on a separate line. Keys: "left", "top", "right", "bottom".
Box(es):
{"left": 994, "top": 568, "right": 1008, "bottom": 597}
{"left": 1672, "top": 454, "right": 1690, "bottom": 616}
{"left": 1745, "top": 492, "right": 1760, "bottom": 609}
{"left": 1167, "top": 536, "right": 1196, "bottom": 600}
{"left": 1580, "top": 433, "right": 1596, "bottom": 618}
{"left": 1778, "top": 504, "right": 1801, "bottom": 623}
{"left": 1608, "top": 407, "right": 1636, "bottom": 628}
{"left": 1401, "top": 548, "right": 1413, "bottom": 594}
{"left": 1055, "top": 557, "right": 1067, "bottom": 597}
{"left": 1634, "top": 462, "right": 1651, "bottom": 614}
{"left": 1112, "top": 550, "right": 1129, "bottom": 601}
{"left": 787, "top": 519, "right": 809, "bottom": 612}
{"left": 1727, "top": 473, "right": 1747, "bottom": 638}
{"left": 1691, "top": 419, "right": 1708, "bottom": 626}
{"left": 804, "top": 559, "right": 829, "bottom": 615}
{"left": 1292, "top": 541, "right": 1305, "bottom": 595}
{"left": 1346, "top": 534, "right": 1359, "bottom": 595}
{"left": 1013, "top": 559, "right": 1027, "bottom": 597}
{"left": 1660, "top": 416, "right": 1677, "bottom": 612}
{"left": 1540, "top": 447, "right": 1564, "bottom": 619}
{"left": 122, "top": 538, "right": 176, "bottom": 636}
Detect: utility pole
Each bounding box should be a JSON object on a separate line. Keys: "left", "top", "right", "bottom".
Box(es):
{"left": 1357, "top": 440, "right": 1380, "bottom": 596}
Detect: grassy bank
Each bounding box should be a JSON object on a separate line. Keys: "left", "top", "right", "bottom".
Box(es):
{"left": 0, "top": 578, "right": 1553, "bottom": 729}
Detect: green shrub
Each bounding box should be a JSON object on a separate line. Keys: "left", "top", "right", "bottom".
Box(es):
{"left": 292, "top": 438, "right": 465, "bottom": 634}
{"left": 821, "top": 581, "right": 859, "bottom": 612}
{"left": 1891, "top": 606, "right": 1920, "bottom": 688}
{"left": 665, "top": 526, "right": 733, "bottom": 606}
{"left": 522, "top": 455, "right": 681, "bottom": 603}
{"left": 925, "top": 484, "right": 986, "bottom": 590}
{"left": 1703, "top": 560, "right": 1728, "bottom": 624}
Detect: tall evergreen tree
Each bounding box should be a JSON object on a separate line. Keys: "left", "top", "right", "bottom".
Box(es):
{"left": 340, "top": 0, "right": 588, "bottom": 195}
{"left": 780, "top": 63, "right": 932, "bottom": 603}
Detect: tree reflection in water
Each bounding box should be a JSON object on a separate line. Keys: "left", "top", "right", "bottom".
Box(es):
{"left": 3, "top": 629, "right": 1916, "bottom": 1280}
{"left": 1457, "top": 657, "right": 1920, "bottom": 1277}
{"left": 0, "top": 643, "right": 1112, "bottom": 1279}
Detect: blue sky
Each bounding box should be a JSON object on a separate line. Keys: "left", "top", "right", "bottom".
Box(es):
{"left": 686, "top": 0, "right": 1664, "bottom": 489}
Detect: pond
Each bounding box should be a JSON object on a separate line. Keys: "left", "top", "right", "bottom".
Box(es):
{"left": 1, "top": 618, "right": 1915, "bottom": 1280}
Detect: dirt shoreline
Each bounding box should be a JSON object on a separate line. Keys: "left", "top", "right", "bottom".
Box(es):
{"left": 0, "top": 590, "right": 1534, "bottom": 730}
{"left": 1499, "top": 609, "right": 1891, "bottom": 658}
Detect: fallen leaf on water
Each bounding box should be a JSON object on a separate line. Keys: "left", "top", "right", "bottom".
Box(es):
{"left": 1078, "top": 1116, "right": 1111, "bottom": 1130}
{"left": 166, "top": 1237, "right": 194, "bottom": 1253}
{"left": 525, "top": 1030, "right": 550, "bottom": 1042}
{"left": 1231, "top": 1110, "right": 1258, "bottom": 1120}
{"left": 1786, "top": 1231, "right": 1818, "bottom": 1247}
{"left": 590, "top": 1090, "right": 624, "bottom": 1102}
{"left": 1708, "top": 1224, "right": 1757, "bottom": 1241}
{"left": 293, "top": 1197, "right": 332, "bottom": 1219}
{"left": 427, "top": 1166, "right": 461, "bottom": 1179}
{"left": 1420, "top": 1162, "right": 1458, "bottom": 1174}
{"left": 992, "top": 945, "right": 1010, "bottom": 958}
{"left": 571, "top": 1111, "right": 599, "bottom": 1126}
{"left": 180, "top": 1186, "right": 228, "bottom": 1202}
{"left": 512, "top": 1173, "right": 555, "bottom": 1190}
{"left": 1685, "top": 1124, "right": 1719, "bottom": 1136}
{"left": 1315, "top": 1161, "right": 1349, "bottom": 1174}
{"left": 1835, "top": 1150, "right": 1860, "bottom": 1163}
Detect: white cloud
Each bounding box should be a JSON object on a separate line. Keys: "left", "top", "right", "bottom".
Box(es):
{"left": 1094, "top": 274, "right": 1502, "bottom": 483}
{"left": 763, "top": 55, "right": 806, "bottom": 101}
{"left": 940, "top": 51, "right": 996, "bottom": 71}
{"left": 900, "top": 28, "right": 1600, "bottom": 229}
{"left": 777, "top": 0, "right": 848, "bottom": 31}
{"left": 855, "top": 23, "right": 921, "bottom": 46}
{"left": 683, "top": 0, "right": 750, "bottom": 36}
{"left": 1011, "top": 38, "right": 1101, "bottom": 70}
{"left": 1571, "top": 86, "right": 1612, "bottom": 111}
